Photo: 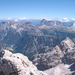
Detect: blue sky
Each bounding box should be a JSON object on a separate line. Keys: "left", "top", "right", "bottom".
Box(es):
{"left": 0, "top": 0, "right": 75, "bottom": 19}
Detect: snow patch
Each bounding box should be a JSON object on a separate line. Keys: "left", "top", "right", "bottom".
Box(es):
{"left": 11, "top": 25, "right": 16, "bottom": 29}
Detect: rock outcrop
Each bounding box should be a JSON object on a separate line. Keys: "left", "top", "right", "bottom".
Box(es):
{"left": 30, "top": 37, "right": 75, "bottom": 72}
{"left": 44, "top": 63, "right": 75, "bottom": 75}
{"left": 0, "top": 21, "right": 42, "bottom": 45}
{"left": 36, "top": 19, "right": 64, "bottom": 29}
{"left": 37, "top": 19, "right": 64, "bottom": 27}
{"left": 0, "top": 50, "right": 47, "bottom": 75}
{"left": 44, "top": 64, "right": 71, "bottom": 75}
{"left": 14, "top": 34, "right": 59, "bottom": 58}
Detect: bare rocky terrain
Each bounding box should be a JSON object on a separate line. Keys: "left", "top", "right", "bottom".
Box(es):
{"left": 0, "top": 37, "right": 75, "bottom": 75}
{"left": 0, "top": 49, "right": 47, "bottom": 75}
{"left": 31, "top": 37, "right": 75, "bottom": 75}
{"left": 0, "top": 20, "right": 75, "bottom": 75}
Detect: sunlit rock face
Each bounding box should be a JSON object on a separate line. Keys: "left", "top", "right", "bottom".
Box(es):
{"left": 0, "top": 50, "right": 47, "bottom": 75}
{"left": 30, "top": 37, "right": 75, "bottom": 75}
{"left": 31, "top": 37, "right": 75, "bottom": 73}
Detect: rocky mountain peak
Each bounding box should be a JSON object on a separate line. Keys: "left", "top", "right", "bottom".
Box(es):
{"left": 59, "top": 37, "right": 74, "bottom": 46}
{"left": 31, "top": 37, "right": 75, "bottom": 72}
{"left": 41, "top": 19, "right": 47, "bottom": 23}
{"left": 40, "top": 19, "right": 55, "bottom": 26}
{"left": 58, "top": 37, "right": 75, "bottom": 54}
{"left": 24, "top": 22, "right": 32, "bottom": 25}
{"left": 0, "top": 21, "right": 43, "bottom": 44}
{"left": 37, "top": 19, "right": 64, "bottom": 28}
{"left": 0, "top": 50, "right": 47, "bottom": 75}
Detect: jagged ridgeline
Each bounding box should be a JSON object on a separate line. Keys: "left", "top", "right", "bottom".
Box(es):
{"left": 0, "top": 21, "right": 42, "bottom": 45}
{"left": 0, "top": 50, "right": 47, "bottom": 75}
{"left": 31, "top": 37, "right": 75, "bottom": 71}
{"left": 14, "top": 33, "right": 59, "bottom": 58}
{"left": 0, "top": 20, "right": 75, "bottom": 58}
{"left": 37, "top": 19, "right": 75, "bottom": 39}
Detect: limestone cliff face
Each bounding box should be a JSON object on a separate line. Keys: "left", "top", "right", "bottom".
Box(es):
{"left": 0, "top": 21, "right": 42, "bottom": 45}
{"left": 31, "top": 37, "right": 75, "bottom": 71}
{"left": 0, "top": 50, "right": 47, "bottom": 75}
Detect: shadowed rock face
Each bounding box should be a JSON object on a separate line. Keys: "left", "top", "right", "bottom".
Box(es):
{"left": 0, "top": 71, "right": 4, "bottom": 75}
{"left": 0, "top": 21, "right": 42, "bottom": 45}
{"left": 0, "top": 43, "right": 4, "bottom": 58}
{"left": 0, "top": 50, "right": 47, "bottom": 75}
{"left": 31, "top": 37, "right": 75, "bottom": 71}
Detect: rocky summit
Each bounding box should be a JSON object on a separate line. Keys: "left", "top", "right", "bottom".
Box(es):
{"left": 0, "top": 50, "right": 47, "bottom": 75}
{"left": 0, "top": 21, "right": 42, "bottom": 45}
{"left": 31, "top": 37, "right": 75, "bottom": 75}
{"left": 36, "top": 19, "right": 64, "bottom": 29}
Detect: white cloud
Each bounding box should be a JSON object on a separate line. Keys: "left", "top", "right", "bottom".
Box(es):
{"left": 14, "top": 19, "right": 19, "bottom": 22}
{"left": 40, "top": 18, "right": 70, "bottom": 22}
{"left": 63, "top": 18, "right": 68, "bottom": 20}
{"left": 71, "top": 18, "right": 75, "bottom": 20}
{"left": 14, "top": 17, "right": 29, "bottom": 22}
{"left": 57, "top": 18, "right": 70, "bottom": 22}
{"left": 51, "top": 18, "right": 69, "bottom": 22}
{"left": 18, "top": 17, "right": 29, "bottom": 20}
{"left": 2, "top": 18, "right": 75, "bottom": 22}
{"left": 6, "top": 18, "right": 13, "bottom": 20}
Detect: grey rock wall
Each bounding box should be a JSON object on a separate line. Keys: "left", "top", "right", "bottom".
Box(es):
{"left": 0, "top": 50, "right": 47, "bottom": 75}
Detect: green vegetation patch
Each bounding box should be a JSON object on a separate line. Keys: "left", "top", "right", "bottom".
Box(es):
{"left": 31, "top": 33, "right": 57, "bottom": 38}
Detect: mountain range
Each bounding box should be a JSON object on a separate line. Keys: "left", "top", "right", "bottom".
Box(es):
{"left": 0, "top": 19, "right": 75, "bottom": 57}
{"left": 0, "top": 49, "right": 47, "bottom": 75}
{"left": 14, "top": 33, "right": 59, "bottom": 58}
{"left": 0, "top": 19, "right": 75, "bottom": 75}
{"left": 0, "top": 21, "right": 42, "bottom": 45}
{"left": 31, "top": 37, "right": 75, "bottom": 75}
{"left": 0, "top": 19, "right": 75, "bottom": 51}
